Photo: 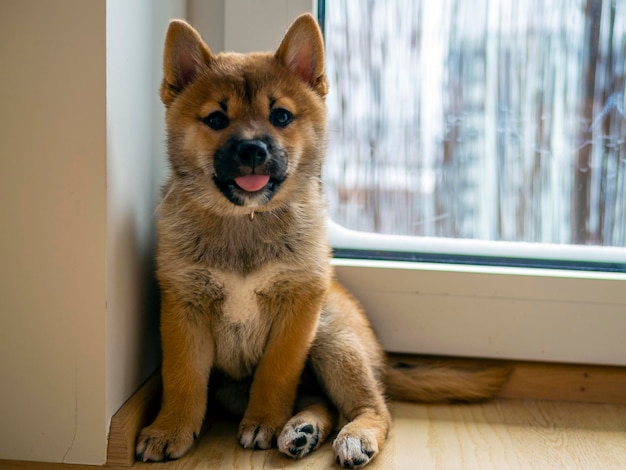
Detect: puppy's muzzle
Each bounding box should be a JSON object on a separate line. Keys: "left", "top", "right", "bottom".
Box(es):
{"left": 213, "top": 135, "right": 288, "bottom": 207}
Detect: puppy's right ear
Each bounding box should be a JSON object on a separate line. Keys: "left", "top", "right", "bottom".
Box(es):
{"left": 160, "top": 20, "right": 213, "bottom": 106}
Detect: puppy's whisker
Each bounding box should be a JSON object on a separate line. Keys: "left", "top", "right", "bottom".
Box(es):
{"left": 154, "top": 181, "right": 177, "bottom": 215}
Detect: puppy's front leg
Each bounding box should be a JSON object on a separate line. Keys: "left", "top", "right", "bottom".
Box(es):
{"left": 136, "top": 291, "right": 214, "bottom": 461}
{"left": 238, "top": 283, "right": 325, "bottom": 450}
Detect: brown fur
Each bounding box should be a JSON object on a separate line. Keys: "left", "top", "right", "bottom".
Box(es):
{"left": 135, "top": 14, "right": 509, "bottom": 468}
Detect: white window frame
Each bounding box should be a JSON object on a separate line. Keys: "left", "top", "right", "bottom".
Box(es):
{"left": 330, "top": 222, "right": 626, "bottom": 366}
{"left": 207, "top": 0, "right": 626, "bottom": 367}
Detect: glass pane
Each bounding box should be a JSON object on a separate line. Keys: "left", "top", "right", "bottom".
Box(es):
{"left": 323, "top": 0, "right": 626, "bottom": 246}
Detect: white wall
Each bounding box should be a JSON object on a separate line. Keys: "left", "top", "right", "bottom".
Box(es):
{"left": 188, "top": 0, "right": 225, "bottom": 53}
{"left": 0, "top": 0, "right": 185, "bottom": 464}
{"left": 105, "top": 0, "right": 184, "bottom": 440}
{"left": 0, "top": 1, "right": 107, "bottom": 463}
{"left": 223, "top": 0, "right": 313, "bottom": 52}
{"left": 186, "top": 0, "right": 313, "bottom": 54}
{"left": 0, "top": 0, "right": 313, "bottom": 464}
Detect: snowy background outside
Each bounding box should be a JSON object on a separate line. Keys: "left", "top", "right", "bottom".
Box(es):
{"left": 323, "top": 0, "right": 626, "bottom": 247}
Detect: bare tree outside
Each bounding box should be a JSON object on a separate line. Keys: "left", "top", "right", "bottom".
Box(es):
{"left": 323, "top": 0, "right": 626, "bottom": 247}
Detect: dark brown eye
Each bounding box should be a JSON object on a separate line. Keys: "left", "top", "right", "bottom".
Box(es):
{"left": 269, "top": 108, "right": 293, "bottom": 127}
{"left": 202, "top": 111, "right": 229, "bottom": 130}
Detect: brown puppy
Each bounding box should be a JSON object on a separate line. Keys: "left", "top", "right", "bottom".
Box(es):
{"left": 136, "top": 14, "right": 509, "bottom": 468}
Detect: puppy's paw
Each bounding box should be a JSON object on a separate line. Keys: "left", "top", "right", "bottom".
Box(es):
{"left": 135, "top": 425, "right": 197, "bottom": 462}
{"left": 278, "top": 421, "right": 321, "bottom": 459}
{"left": 238, "top": 419, "right": 278, "bottom": 450}
{"left": 332, "top": 429, "right": 378, "bottom": 469}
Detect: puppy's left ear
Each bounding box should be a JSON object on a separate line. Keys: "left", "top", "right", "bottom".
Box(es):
{"left": 275, "top": 13, "right": 328, "bottom": 97}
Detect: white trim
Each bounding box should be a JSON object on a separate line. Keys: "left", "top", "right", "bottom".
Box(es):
{"left": 328, "top": 220, "right": 626, "bottom": 266}
{"left": 332, "top": 257, "right": 626, "bottom": 367}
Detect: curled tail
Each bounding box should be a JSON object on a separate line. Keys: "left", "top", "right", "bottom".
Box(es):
{"left": 383, "top": 357, "right": 511, "bottom": 403}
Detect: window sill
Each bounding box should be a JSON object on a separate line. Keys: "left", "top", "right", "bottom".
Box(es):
{"left": 332, "top": 256, "right": 626, "bottom": 367}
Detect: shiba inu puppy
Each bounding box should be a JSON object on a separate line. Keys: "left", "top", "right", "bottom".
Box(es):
{"left": 135, "top": 14, "right": 509, "bottom": 468}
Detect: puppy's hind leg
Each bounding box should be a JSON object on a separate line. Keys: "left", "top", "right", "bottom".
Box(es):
{"left": 320, "top": 356, "right": 391, "bottom": 469}
{"left": 310, "top": 283, "right": 392, "bottom": 468}
{"left": 277, "top": 394, "right": 337, "bottom": 459}
{"left": 312, "top": 354, "right": 391, "bottom": 469}
{"left": 310, "top": 342, "right": 391, "bottom": 466}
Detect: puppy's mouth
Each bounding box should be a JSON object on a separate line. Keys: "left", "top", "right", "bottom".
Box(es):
{"left": 234, "top": 174, "right": 271, "bottom": 192}
{"left": 213, "top": 136, "right": 288, "bottom": 208}
{"left": 213, "top": 172, "right": 285, "bottom": 207}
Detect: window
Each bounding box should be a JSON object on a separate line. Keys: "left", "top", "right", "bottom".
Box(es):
{"left": 322, "top": 0, "right": 625, "bottom": 256}
{"left": 319, "top": 0, "right": 626, "bottom": 366}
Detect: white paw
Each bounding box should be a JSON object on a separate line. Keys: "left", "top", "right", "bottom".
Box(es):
{"left": 333, "top": 431, "right": 378, "bottom": 468}
{"left": 135, "top": 425, "right": 197, "bottom": 462}
{"left": 238, "top": 421, "right": 276, "bottom": 450}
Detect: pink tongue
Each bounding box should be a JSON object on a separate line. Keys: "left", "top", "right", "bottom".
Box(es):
{"left": 234, "top": 174, "right": 270, "bottom": 192}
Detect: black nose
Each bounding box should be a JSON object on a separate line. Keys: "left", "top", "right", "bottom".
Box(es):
{"left": 236, "top": 140, "right": 268, "bottom": 167}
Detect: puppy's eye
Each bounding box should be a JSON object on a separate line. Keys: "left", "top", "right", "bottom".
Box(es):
{"left": 269, "top": 108, "right": 293, "bottom": 128}
{"left": 202, "top": 111, "right": 229, "bottom": 130}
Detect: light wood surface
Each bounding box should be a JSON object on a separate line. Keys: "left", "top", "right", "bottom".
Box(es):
{"left": 3, "top": 398, "right": 625, "bottom": 470}
{"left": 102, "top": 357, "right": 626, "bottom": 466}
{"left": 106, "top": 373, "right": 162, "bottom": 466}
{"left": 129, "top": 399, "right": 626, "bottom": 470}
{"left": 4, "top": 358, "right": 625, "bottom": 469}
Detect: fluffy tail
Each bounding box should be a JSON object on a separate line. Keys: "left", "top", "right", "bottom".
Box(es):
{"left": 383, "top": 357, "right": 511, "bottom": 403}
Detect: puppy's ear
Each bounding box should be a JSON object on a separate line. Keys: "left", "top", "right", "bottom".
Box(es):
{"left": 275, "top": 13, "right": 327, "bottom": 97}
{"left": 160, "top": 20, "right": 213, "bottom": 106}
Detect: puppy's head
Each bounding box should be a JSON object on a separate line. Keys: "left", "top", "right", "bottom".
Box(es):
{"left": 160, "top": 14, "right": 327, "bottom": 216}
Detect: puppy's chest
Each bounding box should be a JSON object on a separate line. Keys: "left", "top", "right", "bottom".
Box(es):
{"left": 210, "top": 266, "right": 283, "bottom": 378}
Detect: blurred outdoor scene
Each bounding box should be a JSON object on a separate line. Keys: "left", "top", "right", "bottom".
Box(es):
{"left": 322, "top": 0, "right": 626, "bottom": 247}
